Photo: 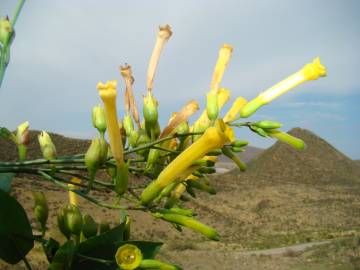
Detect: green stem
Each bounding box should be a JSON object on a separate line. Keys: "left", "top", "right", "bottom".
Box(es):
{"left": 18, "top": 144, "right": 26, "bottom": 161}
{"left": 11, "top": 0, "right": 26, "bottom": 27}
{"left": 0, "top": 158, "right": 85, "bottom": 167}
{"left": 38, "top": 171, "right": 146, "bottom": 210}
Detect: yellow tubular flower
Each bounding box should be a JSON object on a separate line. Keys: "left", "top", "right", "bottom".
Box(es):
{"left": 141, "top": 126, "right": 230, "bottom": 205}
{"left": 210, "top": 44, "right": 233, "bottom": 92}
{"left": 217, "top": 88, "right": 231, "bottom": 109}
{"left": 97, "top": 80, "right": 124, "bottom": 166}
{"left": 223, "top": 97, "right": 247, "bottom": 123}
{"left": 68, "top": 178, "right": 81, "bottom": 206}
{"left": 240, "top": 57, "right": 327, "bottom": 118}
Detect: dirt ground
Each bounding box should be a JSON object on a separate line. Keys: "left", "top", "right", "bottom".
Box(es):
{"left": 1, "top": 170, "right": 360, "bottom": 270}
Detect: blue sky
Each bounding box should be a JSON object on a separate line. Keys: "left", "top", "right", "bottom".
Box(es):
{"left": 1, "top": 0, "right": 360, "bottom": 159}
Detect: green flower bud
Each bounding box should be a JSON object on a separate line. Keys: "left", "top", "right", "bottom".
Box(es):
{"left": 0, "top": 17, "right": 13, "bottom": 45}
{"left": 64, "top": 205, "right": 83, "bottom": 236}
{"left": 206, "top": 148, "right": 222, "bottom": 156}
{"left": 157, "top": 213, "right": 219, "bottom": 241}
{"left": 123, "top": 114, "right": 134, "bottom": 136}
{"left": 187, "top": 180, "right": 216, "bottom": 195}
{"left": 231, "top": 140, "right": 248, "bottom": 147}
{"left": 99, "top": 221, "right": 110, "bottom": 234}
{"left": 82, "top": 214, "right": 98, "bottom": 238}
{"left": 255, "top": 120, "right": 282, "bottom": 129}
{"left": 135, "top": 129, "right": 151, "bottom": 155}
{"left": 57, "top": 208, "right": 71, "bottom": 239}
{"left": 239, "top": 98, "right": 265, "bottom": 118}
{"left": 115, "top": 244, "right": 142, "bottom": 270}
{"left": 38, "top": 131, "right": 57, "bottom": 160}
{"left": 143, "top": 92, "right": 158, "bottom": 129}
{"left": 85, "top": 137, "right": 102, "bottom": 191}
{"left": 92, "top": 105, "right": 107, "bottom": 135}
{"left": 33, "top": 192, "right": 49, "bottom": 232}
{"left": 15, "top": 121, "right": 30, "bottom": 145}
{"left": 266, "top": 129, "right": 306, "bottom": 150}
{"left": 139, "top": 259, "right": 181, "bottom": 270}
{"left": 114, "top": 163, "right": 129, "bottom": 195}
{"left": 206, "top": 91, "right": 219, "bottom": 121}
{"left": 128, "top": 130, "right": 139, "bottom": 147}
{"left": 250, "top": 126, "right": 268, "bottom": 137}
{"left": 146, "top": 148, "right": 160, "bottom": 171}
{"left": 99, "top": 136, "right": 108, "bottom": 164}
{"left": 231, "top": 146, "right": 245, "bottom": 153}
{"left": 197, "top": 167, "right": 216, "bottom": 174}
{"left": 175, "top": 121, "right": 189, "bottom": 135}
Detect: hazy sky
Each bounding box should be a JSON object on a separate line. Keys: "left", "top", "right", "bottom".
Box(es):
{"left": 1, "top": 1, "right": 360, "bottom": 159}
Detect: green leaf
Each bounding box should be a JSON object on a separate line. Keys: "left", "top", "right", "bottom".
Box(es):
{"left": 77, "top": 223, "right": 124, "bottom": 256}
{"left": 49, "top": 240, "right": 76, "bottom": 270}
{"left": 0, "top": 172, "right": 14, "bottom": 192}
{"left": 42, "top": 237, "right": 60, "bottom": 262}
{"left": 0, "top": 189, "right": 34, "bottom": 264}
{"left": 0, "top": 127, "right": 12, "bottom": 139}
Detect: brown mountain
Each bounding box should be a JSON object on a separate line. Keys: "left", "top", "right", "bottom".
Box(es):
{"left": 244, "top": 127, "right": 360, "bottom": 184}
{"left": 0, "top": 130, "right": 91, "bottom": 162}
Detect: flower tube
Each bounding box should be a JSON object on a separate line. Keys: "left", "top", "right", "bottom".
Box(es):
{"left": 210, "top": 44, "right": 233, "bottom": 92}
{"left": 141, "top": 126, "right": 230, "bottom": 205}
{"left": 97, "top": 80, "right": 124, "bottom": 166}
{"left": 240, "top": 57, "right": 327, "bottom": 118}
{"left": 223, "top": 96, "right": 247, "bottom": 123}
{"left": 146, "top": 25, "right": 172, "bottom": 92}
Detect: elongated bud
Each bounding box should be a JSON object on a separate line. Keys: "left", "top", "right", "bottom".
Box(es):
{"left": 57, "top": 208, "right": 71, "bottom": 239}
{"left": 64, "top": 205, "right": 83, "bottom": 236}
{"left": 16, "top": 121, "right": 30, "bottom": 145}
{"left": 38, "top": 131, "right": 57, "bottom": 160}
{"left": 82, "top": 214, "right": 98, "bottom": 238}
{"left": 155, "top": 213, "right": 219, "bottom": 241}
{"left": 231, "top": 140, "right": 248, "bottom": 147}
{"left": 139, "top": 259, "right": 181, "bottom": 270}
{"left": 146, "top": 148, "right": 160, "bottom": 171}
{"left": 187, "top": 179, "right": 216, "bottom": 194}
{"left": 33, "top": 192, "right": 49, "bottom": 232}
{"left": 266, "top": 129, "right": 306, "bottom": 150}
{"left": 240, "top": 57, "right": 327, "bottom": 118}
{"left": 206, "top": 91, "right": 219, "bottom": 121}
{"left": 114, "top": 163, "right": 129, "bottom": 195}
{"left": 231, "top": 146, "right": 245, "bottom": 152}
{"left": 92, "top": 105, "right": 107, "bottom": 135}
{"left": 123, "top": 114, "right": 134, "bottom": 136}
{"left": 98, "top": 136, "right": 108, "bottom": 164}
{"left": 85, "top": 137, "right": 101, "bottom": 190}
{"left": 143, "top": 92, "right": 158, "bottom": 130}
{"left": 250, "top": 126, "right": 268, "bottom": 137}
{"left": 0, "top": 17, "right": 13, "bottom": 45}
{"left": 223, "top": 97, "right": 247, "bottom": 123}
{"left": 115, "top": 244, "right": 143, "bottom": 270}
{"left": 255, "top": 120, "right": 282, "bottom": 129}
{"left": 135, "top": 129, "right": 151, "bottom": 155}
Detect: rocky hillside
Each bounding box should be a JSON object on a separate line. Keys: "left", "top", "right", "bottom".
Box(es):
{"left": 244, "top": 128, "right": 360, "bottom": 184}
